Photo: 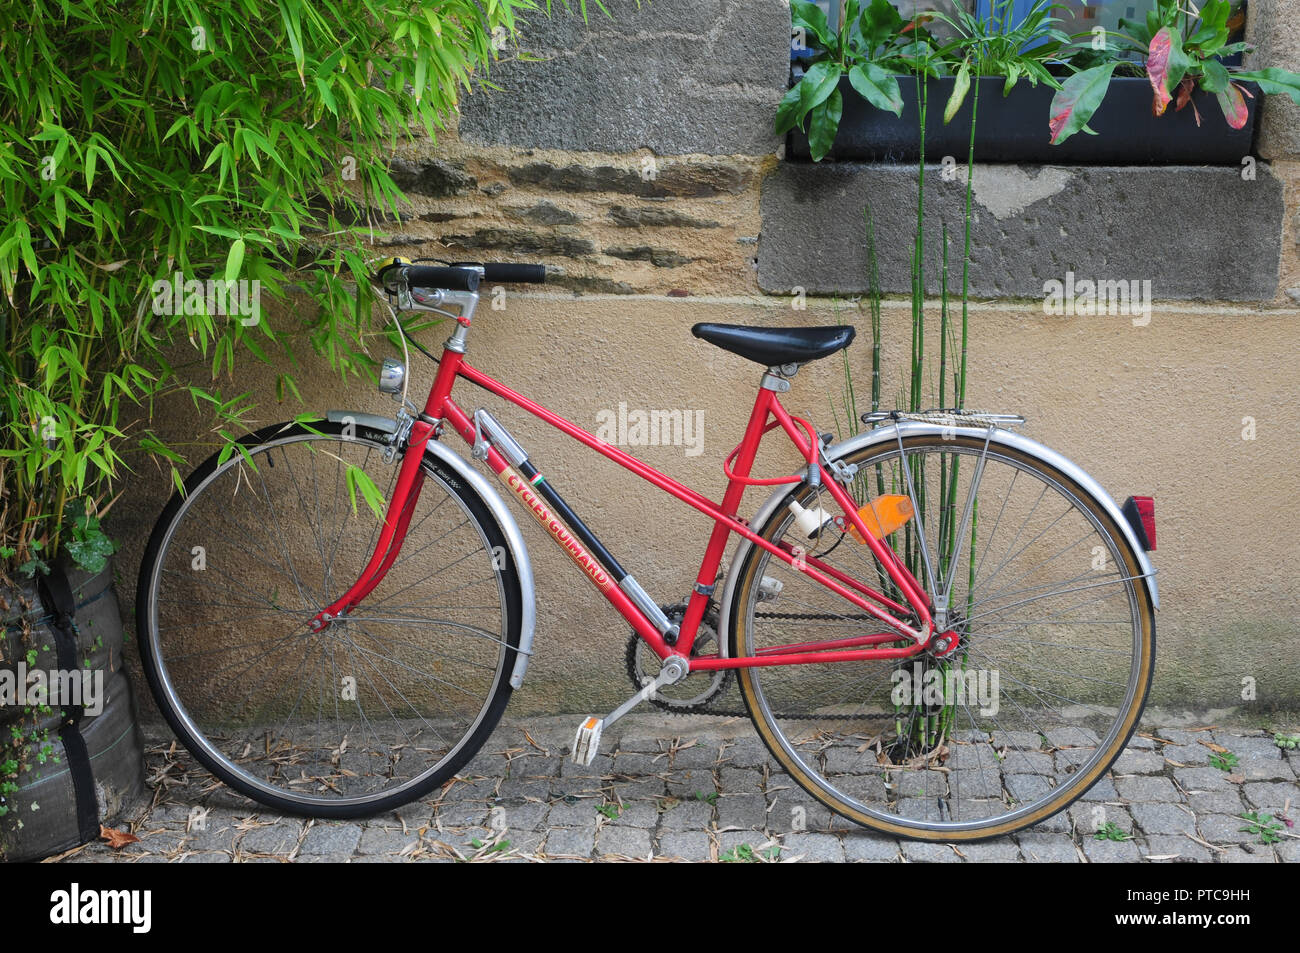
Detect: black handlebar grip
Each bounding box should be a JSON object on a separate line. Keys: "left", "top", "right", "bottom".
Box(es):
{"left": 481, "top": 262, "right": 546, "bottom": 284}
{"left": 450, "top": 261, "right": 546, "bottom": 284}
{"left": 378, "top": 260, "right": 481, "bottom": 293}
{"left": 400, "top": 264, "right": 480, "bottom": 292}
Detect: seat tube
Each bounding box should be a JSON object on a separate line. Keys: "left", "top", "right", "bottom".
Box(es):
{"left": 677, "top": 385, "right": 775, "bottom": 653}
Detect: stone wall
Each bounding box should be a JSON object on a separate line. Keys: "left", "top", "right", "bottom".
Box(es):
{"left": 384, "top": 141, "right": 771, "bottom": 296}
{"left": 380, "top": 0, "right": 1300, "bottom": 307}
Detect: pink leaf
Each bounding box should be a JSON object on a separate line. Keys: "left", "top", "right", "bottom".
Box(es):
{"left": 1218, "top": 82, "right": 1249, "bottom": 129}
{"left": 1148, "top": 28, "right": 1175, "bottom": 116}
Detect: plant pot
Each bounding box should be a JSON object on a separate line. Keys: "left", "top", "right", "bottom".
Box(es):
{"left": 787, "top": 74, "right": 1260, "bottom": 165}
{"left": 0, "top": 558, "right": 145, "bottom": 862}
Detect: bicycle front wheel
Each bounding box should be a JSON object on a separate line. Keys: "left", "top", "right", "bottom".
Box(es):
{"left": 728, "top": 433, "right": 1155, "bottom": 841}
{"left": 137, "top": 419, "right": 522, "bottom": 818}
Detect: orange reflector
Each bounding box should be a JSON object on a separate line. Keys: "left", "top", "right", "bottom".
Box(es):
{"left": 846, "top": 495, "right": 914, "bottom": 543}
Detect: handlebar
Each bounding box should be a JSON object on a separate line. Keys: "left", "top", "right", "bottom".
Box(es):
{"left": 377, "top": 258, "right": 546, "bottom": 295}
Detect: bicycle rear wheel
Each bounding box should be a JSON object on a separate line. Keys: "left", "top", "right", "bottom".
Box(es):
{"left": 728, "top": 433, "right": 1155, "bottom": 841}
{"left": 137, "top": 419, "right": 521, "bottom": 818}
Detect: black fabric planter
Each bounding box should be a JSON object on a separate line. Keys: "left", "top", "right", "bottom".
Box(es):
{"left": 1, "top": 559, "right": 145, "bottom": 862}
{"left": 788, "top": 75, "right": 1260, "bottom": 165}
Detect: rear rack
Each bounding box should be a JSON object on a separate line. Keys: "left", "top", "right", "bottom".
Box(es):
{"left": 861, "top": 409, "right": 1026, "bottom": 429}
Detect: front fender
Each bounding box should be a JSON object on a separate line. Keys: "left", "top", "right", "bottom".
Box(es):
{"left": 326, "top": 411, "right": 537, "bottom": 688}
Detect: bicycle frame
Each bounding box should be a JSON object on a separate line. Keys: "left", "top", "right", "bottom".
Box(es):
{"left": 312, "top": 330, "right": 941, "bottom": 673}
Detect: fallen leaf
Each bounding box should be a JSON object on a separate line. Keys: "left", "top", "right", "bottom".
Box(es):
{"left": 1226, "top": 773, "right": 1245, "bottom": 784}
{"left": 100, "top": 825, "right": 140, "bottom": 850}
{"left": 1198, "top": 740, "right": 1228, "bottom": 753}
{"left": 1138, "top": 732, "right": 1180, "bottom": 745}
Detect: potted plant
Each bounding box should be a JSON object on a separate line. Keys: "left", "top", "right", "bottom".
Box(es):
{"left": 782, "top": 0, "right": 1300, "bottom": 164}
{"left": 778, "top": 0, "right": 944, "bottom": 161}
{"left": 1049, "top": 0, "right": 1300, "bottom": 152}
{"left": 785, "top": 0, "right": 1082, "bottom": 161}
{"left": 0, "top": 524, "right": 144, "bottom": 862}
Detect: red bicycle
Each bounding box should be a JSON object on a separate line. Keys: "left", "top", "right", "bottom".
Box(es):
{"left": 138, "top": 259, "right": 1158, "bottom": 841}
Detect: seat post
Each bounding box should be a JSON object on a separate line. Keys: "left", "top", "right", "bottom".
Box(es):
{"left": 760, "top": 363, "right": 798, "bottom": 392}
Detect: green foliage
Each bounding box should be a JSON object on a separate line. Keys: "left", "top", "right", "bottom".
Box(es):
{"left": 720, "top": 842, "right": 781, "bottom": 863}
{"left": 0, "top": 0, "right": 549, "bottom": 576}
{"left": 61, "top": 499, "right": 116, "bottom": 575}
{"left": 1238, "top": 811, "right": 1283, "bottom": 845}
{"left": 930, "top": 0, "right": 1070, "bottom": 112}
{"left": 344, "top": 464, "right": 387, "bottom": 521}
{"left": 778, "top": 0, "right": 942, "bottom": 160}
{"left": 1093, "top": 821, "right": 1131, "bottom": 841}
{"left": 847, "top": 41, "right": 983, "bottom": 754}
{"left": 1209, "top": 749, "right": 1239, "bottom": 772}
{"left": 780, "top": 1, "right": 1300, "bottom": 156}
{"left": 1274, "top": 731, "right": 1300, "bottom": 750}
{"left": 781, "top": 1, "right": 1071, "bottom": 159}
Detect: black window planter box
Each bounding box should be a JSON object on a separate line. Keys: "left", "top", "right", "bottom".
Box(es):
{"left": 787, "top": 75, "right": 1260, "bottom": 165}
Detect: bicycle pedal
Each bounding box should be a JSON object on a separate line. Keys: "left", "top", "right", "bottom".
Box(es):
{"left": 571, "top": 716, "right": 604, "bottom": 766}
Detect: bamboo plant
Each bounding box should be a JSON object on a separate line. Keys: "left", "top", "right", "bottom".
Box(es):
{"left": 0, "top": 0, "right": 563, "bottom": 579}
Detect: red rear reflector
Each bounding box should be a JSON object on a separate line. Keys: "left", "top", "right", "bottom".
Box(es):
{"left": 1134, "top": 497, "right": 1156, "bottom": 551}
{"left": 1122, "top": 496, "right": 1156, "bottom": 551}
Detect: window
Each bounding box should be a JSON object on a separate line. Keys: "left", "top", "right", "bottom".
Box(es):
{"left": 974, "top": 1, "right": 1244, "bottom": 64}
{"left": 976, "top": 1, "right": 1152, "bottom": 35}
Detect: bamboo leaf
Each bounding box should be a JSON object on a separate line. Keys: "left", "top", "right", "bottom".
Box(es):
{"left": 225, "top": 238, "right": 246, "bottom": 282}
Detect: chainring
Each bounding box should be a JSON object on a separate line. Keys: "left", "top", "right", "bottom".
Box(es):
{"left": 625, "top": 602, "right": 733, "bottom": 714}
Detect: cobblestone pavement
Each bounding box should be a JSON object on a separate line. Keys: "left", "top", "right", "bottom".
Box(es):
{"left": 55, "top": 714, "right": 1299, "bottom": 863}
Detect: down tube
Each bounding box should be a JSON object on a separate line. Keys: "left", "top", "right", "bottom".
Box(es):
{"left": 439, "top": 397, "right": 677, "bottom": 660}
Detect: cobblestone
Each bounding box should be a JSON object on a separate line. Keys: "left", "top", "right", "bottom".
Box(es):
{"left": 782, "top": 832, "right": 845, "bottom": 862}
{"left": 595, "top": 825, "right": 652, "bottom": 858}
{"left": 55, "top": 715, "right": 1298, "bottom": 864}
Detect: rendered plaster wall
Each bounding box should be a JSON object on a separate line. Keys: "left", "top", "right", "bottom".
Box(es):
{"left": 114, "top": 0, "right": 1300, "bottom": 714}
